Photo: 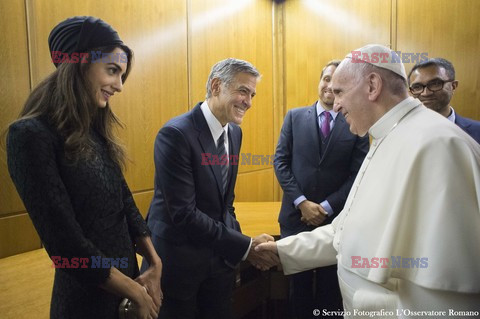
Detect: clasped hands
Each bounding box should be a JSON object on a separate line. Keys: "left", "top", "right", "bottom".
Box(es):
{"left": 246, "top": 234, "right": 280, "bottom": 271}
{"left": 133, "top": 262, "right": 163, "bottom": 319}
{"left": 299, "top": 200, "right": 327, "bottom": 226}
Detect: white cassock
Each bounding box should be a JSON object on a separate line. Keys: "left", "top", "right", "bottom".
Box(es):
{"left": 277, "top": 97, "right": 480, "bottom": 318}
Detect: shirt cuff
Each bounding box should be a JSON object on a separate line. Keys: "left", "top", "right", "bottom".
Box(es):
{"left": 320, "top": 200, "right": 334, "bottom": 216}
{"left": 241, "top": 238, "right": 253, "bottom": 261}
{"left": 293, "top": 195, "right": 307, "bottom": 209}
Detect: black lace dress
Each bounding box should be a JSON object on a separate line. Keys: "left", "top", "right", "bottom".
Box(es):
{"left": 7, "top": 117, "right": 150, "bottom": 319}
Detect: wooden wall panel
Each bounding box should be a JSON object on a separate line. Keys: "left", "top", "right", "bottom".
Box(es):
{"left": 189, "top": 0, "right": 275, "bottom": 176}
{"left": 113, "top": 1, "right": 189, "bottom": 190}
{"left": 0, "top": 0, "right": 31, "bottom": 216}
{"left": 275, "top": 0, "right": 391, "bottom": 203}
{"left": 132, "top": 190, "right": 154, "bottom": 219}
{"left": 397, "top": 0, "right": 480, "bottom": 120}
{"left": 272, "top": 2, "right": 286, "bottom": 202}
{"left": 188, "top": 0, "right": 276, "bottom": 201}
{"left": 25, "top": 0, "right": 189, "bottom": 192}
{"left": 235, "top": 168, "right": 275, "bottom": 202}
{"left": 0, "top": 0, "right": 40, "bottom": 258}
{"left": 3, "top": 0, "right": 478, "bottom": 258}
{"left": 283, "top": 0, "right": 391, "bottom": 112}
{"left": 0, "top": 214, "right": 41, "bottom": 258}
{"left": 0, "top": 0, "right": 189, "bottom": 257}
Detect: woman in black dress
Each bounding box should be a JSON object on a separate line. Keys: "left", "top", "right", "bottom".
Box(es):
{"left": 7, "top": 16, "right": 162, "bottom": 319}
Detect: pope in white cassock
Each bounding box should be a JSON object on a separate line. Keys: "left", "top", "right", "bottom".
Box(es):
{"left": 257, "top": 44, "right": 480, "bottom": 318}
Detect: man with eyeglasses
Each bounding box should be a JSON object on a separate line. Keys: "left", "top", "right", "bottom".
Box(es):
{"left": 408, "top": 58, "right": 480, "bottom": 143}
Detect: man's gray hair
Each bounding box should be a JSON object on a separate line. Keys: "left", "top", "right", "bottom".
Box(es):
{"left": 206, "top": 58, "right": 260, "bottom": 99}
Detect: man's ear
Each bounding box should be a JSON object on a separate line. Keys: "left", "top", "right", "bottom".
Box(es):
{"left": 451, "top": 80, "right": 459, "bottom": 92}
{"left": 211, "top": 78, "right": 222, "bottom": 96}
{"left": 367, "top": 72, "right": 382, "bottom": 101}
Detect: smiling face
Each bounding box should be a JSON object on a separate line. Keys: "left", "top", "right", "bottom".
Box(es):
{"left": 332, "top": 62, "right": 375, "bottom": 137}
{"left": 318, "top": 65, "right": 337, "bottom": 110}
{"left": 86, "top": 47, "right": 127, "bottom": 108}
{"left": 209, "top": 72, "right": 258, "bottom": 126}
{"left": 409, "top": 65, "right": 457, "bottom": 117}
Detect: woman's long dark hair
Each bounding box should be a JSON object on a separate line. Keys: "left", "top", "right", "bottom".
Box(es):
{"left": 13, "top": 44, "right": 133, "bottom": 169}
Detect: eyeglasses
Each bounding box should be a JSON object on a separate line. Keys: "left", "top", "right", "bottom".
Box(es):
{"left": 409, "top": 79, "right": 454, "bottom": 95}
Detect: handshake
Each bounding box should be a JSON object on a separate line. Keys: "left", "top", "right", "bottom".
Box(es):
{"left": 246, "top": 234, "right": 280, "bottom": 271}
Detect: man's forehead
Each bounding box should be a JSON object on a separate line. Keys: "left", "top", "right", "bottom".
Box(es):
{"left": 332, "top": 62, "right": 350, "bottom": 81}
{"left": 233, "top": 73, "right": 258, "bottom": 93}
{"left": 417, "top": 65, "right": 445, "bottom": 75}
{"left": 323, "top": 64, "right": 337, "bottom": 73}
{"left": 331, "top": 73, "right": 344, "bottom": 89}
{"left": 223, "top": 73, "right": 257, "bottom": 86}
{"left": 235, "top": 72, "right": 257, "bottom": 81}
{"left": 412, "top": 65, "right": 447, "bottom": 80}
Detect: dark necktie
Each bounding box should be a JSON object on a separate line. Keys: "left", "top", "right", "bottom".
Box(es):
{"left": 321, "top": 111, "right": 331, "bottom": 138}
{"left": 217, "top": 131, "right": 228, "bottom": 192}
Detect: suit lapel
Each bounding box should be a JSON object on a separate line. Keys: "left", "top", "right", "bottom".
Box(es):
{"left": 192, "top": 104, "right": 225, "bottom": 200}
{"left": 306, "top": 104, "right": 321, "bottom": 163}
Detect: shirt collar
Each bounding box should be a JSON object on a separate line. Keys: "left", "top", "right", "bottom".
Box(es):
{"left": 369, "top": 96, "right": 420, "bottom": 140}
{"left": 201, "top": 101, "right": 228, "bottom": 143}
{"left": 447, "top": 106, "right": 456, "bottom": 123}
{"left": 316, "top": 101, "right": 338, "bottom": 120}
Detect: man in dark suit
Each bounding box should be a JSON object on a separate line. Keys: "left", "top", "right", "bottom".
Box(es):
{"left": 143, "top": 58, "right": 278, "bottom": 319}
{"left": 408, "top": 58, "right": 480, "bottom": 143}
{"left": 274, "top": 60, "right": 369, "bottom": 318}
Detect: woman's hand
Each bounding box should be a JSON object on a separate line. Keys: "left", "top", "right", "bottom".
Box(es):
{"left": 134, "top": 261, "right": 163, "bottom": 312}
{"left": 99, "top": 267, "right": 158, "bottom": 319}
{"left": 130, "top": 283, "right": 158, "bottom": 319}
{"left": 134, "top": 236, "right": 163, "bottom": 313}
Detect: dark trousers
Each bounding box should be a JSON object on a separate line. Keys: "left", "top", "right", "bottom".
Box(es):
{"left": 289, "top": 265, "right": 343, "bottom": 319}
{"left": 142, "top": 236, "right": 235, "bottom": 319}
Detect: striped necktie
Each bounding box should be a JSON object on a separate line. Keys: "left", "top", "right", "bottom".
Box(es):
{"left": 217, "top": 131, "right": 228, "bottom": 192}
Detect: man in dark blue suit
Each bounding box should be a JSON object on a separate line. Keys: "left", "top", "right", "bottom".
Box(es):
{"left": 408, "top": 58, "right": 480, "bottom": 144}
{"left": 143, "top": 58, "right": 278, "bottom": 319}
{"left": 274, "top": 60, "right": 369, "bottom": 318}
